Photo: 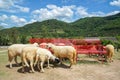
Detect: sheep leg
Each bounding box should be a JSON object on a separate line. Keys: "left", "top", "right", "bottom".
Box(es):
{"left": 110, "top": 52, "right": 113, "bottom": 62}
{"left": 9, "top": 63, "right": 12, "bottom": 69}
{"left": 47, "top": 59, "right": 50, "bottom": 69}
{"left": 106, "top": 56, "right": 109, "bottom": 62}
{"left": 23, "top": 57, "right": 29, "bottom": 67}
{"left": 37, "top": 61, "right": 41, "bottom": 71}
{"left": 8, "top": 52, "right": 14, "bottom": 68}
{"left": 30, "top": 60, "right": 35, "bottom": 73}
{"left": 59, "top": 58, "right": 63, "bottom": 65}
{"left": 104, "top": 54, "right": 108, "bottom": 62}
{"left": 40, "top": 62, "right": 44, "bottom": 73}
{"left": 21, "top": 57, "right": 27, "bottom": 73}
{"left": 61, "top": 58, "right": 63, "bottom": 64}
{"left": 22, "top": 61, "right": 25, "bottom": 73}
{"left": 9, "top": 56, "right": 13, "bottom": 68}
{"left": 34, "top": 56, "right": 39, "bottom": 67}
{"left": 108, "top": 55, "right": 110, "bottom": 62}
{"left": 69, "top": 58, "right": 73, "bottom": 68}
{"left": 107, "top": 52, "right": 112, "bottom": 63}
{"left": 14, "top": 56, "right": 19, "bottom": 66}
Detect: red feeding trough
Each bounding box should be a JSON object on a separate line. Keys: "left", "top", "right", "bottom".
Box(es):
{"left": 29, "top": 38, "right": 107, "bottom": 55}
{"left": 55, "top": 43, "right": 65, "bottom": 46}
{"left": 39, "top": 42, "right": 47, "bottom": 48}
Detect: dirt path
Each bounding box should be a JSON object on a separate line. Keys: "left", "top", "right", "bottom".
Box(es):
{"left": 0, "top": 59, "right": 120, "bottom": 80}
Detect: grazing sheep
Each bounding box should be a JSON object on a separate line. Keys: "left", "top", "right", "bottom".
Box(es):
{"left": 105, "top": 44, "right": 115, "bottom": 62}
{"left": 34, "top": 48, "right": 60, "bottom": 73}
{"left": 21, "top": 46, "right": 59, "bottom": 73}
{"left": 46, "top": 43, "right": 77, "bottom": 68}
{"left": 8, "top": 43, "right": 39, "bottom": 68}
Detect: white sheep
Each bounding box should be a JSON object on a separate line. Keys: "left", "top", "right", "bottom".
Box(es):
{"left": 21, "top": 46, "right": 59, "bottom": 73}
{"left": 46, "top": 43, "right": 77, "bottom": 68}
{"left": 34, "top": 48, "right": 59, "bottom": 73}
{"left": 105, "top": 44, "right": 115, "bottom": 62}
{"left": 8, "top": 43, "right": 39, "bottom": 68}
{"left": 21, "top": 46, "right": 38, "bottom": 73}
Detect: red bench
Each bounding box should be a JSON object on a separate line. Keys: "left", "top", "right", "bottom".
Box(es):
{"left": 74, "top": 45, "right": 106, "bottom": 54}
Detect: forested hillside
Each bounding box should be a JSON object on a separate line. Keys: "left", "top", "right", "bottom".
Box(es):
{"left": 0, "top": 26, "right": 4, "bottom": 30}
{"left": 0, "top": 13, "right": 120, "bottom": 44}
{"left": 71, "top": 13, "right": 120, "bottom": 36}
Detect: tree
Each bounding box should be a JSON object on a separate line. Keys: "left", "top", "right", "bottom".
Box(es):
{"left": 0, "top": 36, "right": 2, "bottom": 45}
{"left": 10, "top": 29, "right": 19, "bottom": 44}
{"left": 41, "top": 25, "right": 52, "bottom": 38}
{"left": 0, "top": 36, "right": 9, "bottom": 45}
{"left": 20, "top": 35, "right": 27, "bottom": 44}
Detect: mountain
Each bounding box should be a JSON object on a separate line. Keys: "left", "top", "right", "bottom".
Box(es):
{"left": 0, "top": 19, "right": 73, "bottom": 38}
{"left": 71, "top": 13, "right": 120, "bottom": 36}
{"left": 0, "top": 13, "right": 120, "bottom": 39}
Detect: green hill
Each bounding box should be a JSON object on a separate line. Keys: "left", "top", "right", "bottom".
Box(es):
{"left": 18, "top": 19, "right": 71, "bottom": 37}
{"left": 71, "top": 13, "right": 120, "bottom": 36}
{"left": 0, "top": 13, "right": 120, "bottom": 44}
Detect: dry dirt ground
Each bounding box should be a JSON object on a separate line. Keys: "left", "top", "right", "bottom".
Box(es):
{"left": 0, "top": 48, "right": 120, "bottom": 80}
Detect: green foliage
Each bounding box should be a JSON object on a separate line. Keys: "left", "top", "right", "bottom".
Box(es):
{"left": 0, "top": 26, "right": 4, "bottom": 30}
{"left": 101, "top": 38, "right": 120, "bottom": 51}
{"left": 116, "top": 36, "right": 120, "bottom": 42}
{"left": 101, "top": 39, "right": 114, "bottom": 46}
{"left": 20, "top": 35, "right": 27, "bottom": 44}
{"left": 115, "top": 36, "right": 120, "bottom": 50}
{"left": 0, "top": 36, "right": 10, "bottom": 45}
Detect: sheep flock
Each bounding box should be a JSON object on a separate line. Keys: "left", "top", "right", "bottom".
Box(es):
{"left": 7, "top": 43, "right": 115, "bottom": 73}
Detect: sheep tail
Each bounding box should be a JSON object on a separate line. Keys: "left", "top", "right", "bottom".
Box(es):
{"left": 8, "top": 49, "right": 13, "bottom": 62}
{"left": 8, "top": 50, "right": 10, "bottom": 61}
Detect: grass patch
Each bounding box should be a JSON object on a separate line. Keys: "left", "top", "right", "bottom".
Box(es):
{"left": 0, "top": 52, "right": 8, "bottom": 64}
{"left": 0, "top": 51, "right": 9, "bottom": 78}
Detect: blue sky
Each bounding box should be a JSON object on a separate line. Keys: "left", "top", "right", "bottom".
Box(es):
{"left": 0, "top": 0, "right": 120, "bottom": 28}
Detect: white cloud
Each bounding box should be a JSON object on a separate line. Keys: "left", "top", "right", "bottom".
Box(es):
{"left": 31, "top": 4, "right": 120, "bottom": 22}
{"left": 28, "top": 19, "right": 37, "bottom": 24}
{"left": 0, "top": 14, "right": 29, "bottom": 27}
{"left": 76, "top": 7, "right": 120, "bottom": 18}
{"left": 10, "top": 15, "right": 27, "bottom": 26}
{"left": 0, "top": 0, "right": 13, "bottom": 9}
{"left": 0, "top": 14, "right": 8, "bottom": 21}
{"left": 75, "top": 6, "right": 89, "bottom": 17}
{"left": 19, "top": 18, "right": 27, "bottom": 23}
{"left": 106, "top": 11, "right": 120, "bottom": 16}
{"left": 0, "top": 23, "right": 8, "bottom": 26}
{"left": 0, "top": 0, "right": 30, "bottom": 13}
{"left": 32, "top": 4, "right": 75, "bottom": 22}
{"left": 14, "top": 5, "right": 30, "bottom": 13}
{"left": 10, "top": 15, "right": 19, "bottom": 23}
{"left": 75, "top": 6, "right": 106, "bottom": 18}
{"left": 110, "top": 0, "right": 120, "bottom": 7}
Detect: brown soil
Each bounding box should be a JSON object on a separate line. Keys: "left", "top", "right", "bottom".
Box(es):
{"left": 0, "top": 59, "right": 120, "bottom": 80}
